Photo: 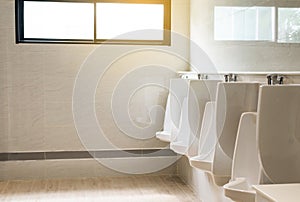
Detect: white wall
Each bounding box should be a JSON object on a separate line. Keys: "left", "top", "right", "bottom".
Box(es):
{"left": 190, "top": 0, "right": 300, "bottom": 73}
{"left": 0, "top": 0, "right": 190, "bottom": 153}
{"left": 0, "top": 0, "right": 190, "bottom": 179}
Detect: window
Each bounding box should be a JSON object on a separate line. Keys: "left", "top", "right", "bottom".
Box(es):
{"left": 278, "top": 8, "right": 300, "bottom": 43}
{"left": 214, "top": 7, "right": 274, "bottom": 41}
{"left": 15, "top": 0, "right": 171, "bottom": 45}
{"left": 214, "top": 5, "right": 300, "bottom": 43}
{"left": 96, "top": 3, "right": 164, "bottom": 40}
{"left": 23, "top": 1, "right": 94, "bottom": 40}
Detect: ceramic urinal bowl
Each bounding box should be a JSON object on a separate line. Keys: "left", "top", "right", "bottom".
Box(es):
{"left": 170, "top": 80, "right": 220, "bottom": 157}
{"left": 156, "top": 94, "right": 172, "bottom": 142}
{"left": 212, "top": 82, "right": 260, "bottom": 186}
{"left": 257, "top": 85, "right": 300, "bottom": 184}
{"left": 156, "top": 78, "right": 189, "bottom": 142}
{"left": 223, "top": 112, "right": 262, "bottom": 202}
{"left": 189, "top": 101, "right": 217, "bottom": 171}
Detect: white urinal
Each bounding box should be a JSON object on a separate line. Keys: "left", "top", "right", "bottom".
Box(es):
{"left": 257, "top": 85, "right": 300, "bottom": 184}
{"left": 156, "top": 78, "right": 189, "bottom": 143}
{"left": 224, "top": 112, "right": 262, "bottom": 202}
{"left": 169, "top": 78, "right": 190, "bottom": 142}
{"left": 171, "top": 96, "right": 190, "bottom": 155}
{"left": 212, "top": 82, "right": 260, "bottom": 186}
{"left": 189, "top": 101, "right": 216, "bottom": 171}
{"left": 171, "top": 80, "right": 220, "bottom": 157}
{"left": 156, "top": 94, "right": 172, "bottom": 142}
{"left": 187, "top": 80, "right": 220, "bottom": 157}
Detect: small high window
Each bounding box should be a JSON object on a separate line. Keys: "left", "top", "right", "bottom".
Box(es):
{"left": 214, "top": 7, "right": 274, "bottom": 41}
{"left": 15, "top": 0, "right": 171, "bottom": 45}
{"left": 214, "top": 5, "right": 300, "bottom": 44}
{"left": 278, "top": 8, "right": 300, "bottom": 43}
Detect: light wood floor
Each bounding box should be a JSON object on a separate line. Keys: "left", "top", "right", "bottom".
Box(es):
{"left": 0, "top": 176, "right": 200, "bottom": 202}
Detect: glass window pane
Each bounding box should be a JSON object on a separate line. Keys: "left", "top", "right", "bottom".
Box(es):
{"left": 24, "top": 1, "right": 94, "bottom": 40}
{"left": 214, "top": 7, "right": 274, "bottom": 41}
{"left": 258, "top": 7, "right": 274, "bottom": 40}
{"left": 96, "top": 3, "right": 164, "bottom": 40}
{"left": 214, "top": 7, "right": 233, "bottom": 40}
{"left": 278, "top": 8, "right": 300, "bottom": 43}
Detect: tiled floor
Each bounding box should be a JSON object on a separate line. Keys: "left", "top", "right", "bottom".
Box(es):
{"left": 0, "top": 175, "right": 200, "bottom": 202}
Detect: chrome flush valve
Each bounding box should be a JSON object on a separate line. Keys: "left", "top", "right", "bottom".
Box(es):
{"left": 267, "top": 74, "right": 284, "bottom": 85}
{"left": 224, "top": 74, "right": 237, "bottom": 82}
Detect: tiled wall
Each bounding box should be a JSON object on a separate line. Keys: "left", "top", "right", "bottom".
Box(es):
{"left": 0, "top": 0, "right": 190, "bottom": 153}
{"left": 0, "top": 0, "right": 190, "bottom": 179}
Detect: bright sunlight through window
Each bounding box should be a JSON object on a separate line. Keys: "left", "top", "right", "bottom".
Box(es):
{"left": 96, "top": 3, "right": 164, "bottom": 40}
{"left": 24, "top": 1, "right": 94, "bottom": 40}
{"left": 16, "top": 0, "right": 171, "bottom": 45}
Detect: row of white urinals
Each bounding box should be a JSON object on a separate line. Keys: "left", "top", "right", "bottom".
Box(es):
{"left": 156, "top": 77, "right": 300, "bottom": 202}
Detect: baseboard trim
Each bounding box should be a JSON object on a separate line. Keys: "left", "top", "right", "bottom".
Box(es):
{"left": 0, "top": 149, "right": 177, "bottom": 161}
